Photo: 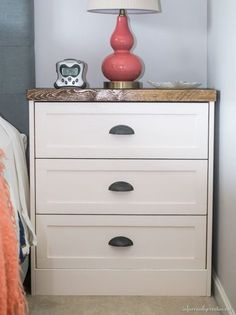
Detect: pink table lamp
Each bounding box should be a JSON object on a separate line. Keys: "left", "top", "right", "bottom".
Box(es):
{"left": 87, "top": 0, "right": 161, "bottom": 89}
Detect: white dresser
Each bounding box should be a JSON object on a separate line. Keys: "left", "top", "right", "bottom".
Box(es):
{"left": 28, "top": 88, "right": 216, "bottom": 296}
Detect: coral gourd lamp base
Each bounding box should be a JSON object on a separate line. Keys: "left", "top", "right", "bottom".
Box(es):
{"left": 102, "top": 9, "right": 142, "bottom": 89}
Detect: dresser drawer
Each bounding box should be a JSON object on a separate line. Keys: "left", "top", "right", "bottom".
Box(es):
{"left": 36, "top": 215, "right": 206, "bottom": 270}
{"left": 36, "top": 159, "right": 208, "bottom": 215}
{"left": 35, "top": 102, "right": 208, "bottom": 159}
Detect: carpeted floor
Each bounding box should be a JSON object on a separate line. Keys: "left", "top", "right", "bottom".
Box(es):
{"left": 27, "top": 296, "right": 222, "bottom": 315}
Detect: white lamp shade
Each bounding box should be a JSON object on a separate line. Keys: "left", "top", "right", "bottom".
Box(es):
{"left": 87, "top": 0, "right": 161, "bottom": 14}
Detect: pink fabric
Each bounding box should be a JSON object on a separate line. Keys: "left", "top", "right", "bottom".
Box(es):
{"left": 0, "top": 149, "right": 26, "bottom": 315}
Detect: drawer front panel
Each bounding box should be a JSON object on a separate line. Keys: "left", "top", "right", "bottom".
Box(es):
{"left": 35, "top": 102, "right": 208, "bottom": 159}
{"left": 36, "top": 215, "right": 206, "bottom": 270}
{"left": 36, "top": 159, "right": 208, "bottom": 215}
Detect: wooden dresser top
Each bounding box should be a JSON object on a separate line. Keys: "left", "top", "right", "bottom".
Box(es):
{"left": 27, "top": 88, "right": 217, "bottom": 102}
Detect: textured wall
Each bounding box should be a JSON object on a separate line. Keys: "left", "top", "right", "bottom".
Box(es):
{"left": 0, "top": 0, "right": 35, "bottom": 135}
{"left": 34, "top": 0, "right": 207, "bottom": 88}
{"left": 208, "top": 0, "right": 236, "bottom": 311}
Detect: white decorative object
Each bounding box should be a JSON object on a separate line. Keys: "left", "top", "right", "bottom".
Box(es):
{"left": 147, "top": 80, "right": 202, "bottom": 89}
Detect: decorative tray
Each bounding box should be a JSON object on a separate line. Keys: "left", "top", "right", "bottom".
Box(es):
{"left": 147, "top": 80, "right": 202, "bottom": 89}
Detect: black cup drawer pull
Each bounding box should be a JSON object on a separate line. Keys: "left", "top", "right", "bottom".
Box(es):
{"left": 109, "top": 236, "right": 134, "bottom": 247}
{"left": 109, "top": 181, "right": 134, "bottom": 192}
{"left": 109, "top": 125, "right": 135, "bottom": 135}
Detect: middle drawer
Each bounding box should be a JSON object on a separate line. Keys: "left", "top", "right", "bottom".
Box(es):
{"left": 36, "top": 159, "right": 208, "bottom": 215}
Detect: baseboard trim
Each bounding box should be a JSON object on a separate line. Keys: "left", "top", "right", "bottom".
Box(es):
{"left": 213, "top": 271, "right": 236, "bottom": 315}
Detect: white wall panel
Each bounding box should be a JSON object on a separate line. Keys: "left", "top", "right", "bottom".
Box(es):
{"left": 208, "top": 0, "right": 236, "bottom": 311}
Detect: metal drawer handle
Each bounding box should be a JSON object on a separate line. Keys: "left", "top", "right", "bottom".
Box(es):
{"left": 109, "top": 236, "right": 134, "bottom": 247}
{"left": 108, "top": 181, "right": 134, "bottom": 192}
{"left": 109, "top": 125, "right": 135, "bottom": 135}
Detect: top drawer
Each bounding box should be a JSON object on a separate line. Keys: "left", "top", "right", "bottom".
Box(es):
{"left": 35, "top": 102, "right": 208, "bottom": 159}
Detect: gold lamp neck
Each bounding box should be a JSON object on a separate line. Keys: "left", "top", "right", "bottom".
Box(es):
{"left": 119, "top": 9, "right": 126, "bottom": 16}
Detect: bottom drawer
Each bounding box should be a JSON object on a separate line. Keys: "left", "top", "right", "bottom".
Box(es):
{"left": 36, "top": 215, "right": 206, "bottom": 270}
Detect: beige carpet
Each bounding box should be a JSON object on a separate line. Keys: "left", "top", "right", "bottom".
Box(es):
{"left": 27, "top": 296, "right": 221, "bottom": 315}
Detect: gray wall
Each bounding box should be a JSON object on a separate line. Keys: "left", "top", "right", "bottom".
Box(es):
{"left": 34, "top": 0, "right": 207, "bottom": 88}
{"left": 0, "top": 0, "right": 35, "bottom": 135}
{"left": 208, "top": 0, "right": 236, "bottom": 311}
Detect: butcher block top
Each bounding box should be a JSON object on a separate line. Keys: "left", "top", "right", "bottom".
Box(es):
{"left": 27, "top": 88, "right": 217, "bottom": 102}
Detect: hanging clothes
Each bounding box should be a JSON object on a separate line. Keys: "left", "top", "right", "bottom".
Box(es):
{"left": 0, "top": 117, "right": 37, "bottom": 255}
{"left": 0, "top": 149, "right": 27, "bottom": 315}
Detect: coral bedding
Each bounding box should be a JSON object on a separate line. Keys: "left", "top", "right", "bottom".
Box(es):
{"left": 0, "top": 150, "right": 26, "bottom": 315}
